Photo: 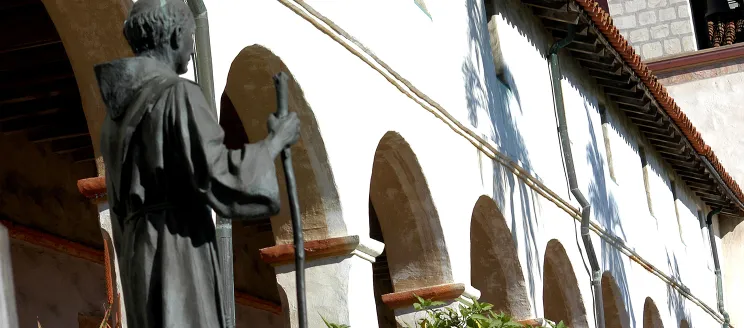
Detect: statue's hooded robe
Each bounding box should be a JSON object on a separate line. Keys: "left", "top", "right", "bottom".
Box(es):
{"left": 95, "top": 56, "right": 280, "bottom": 328}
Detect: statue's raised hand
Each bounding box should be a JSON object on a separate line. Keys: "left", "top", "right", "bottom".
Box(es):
{"left": 268, "top": 111, "right": 301, "bottom": 157}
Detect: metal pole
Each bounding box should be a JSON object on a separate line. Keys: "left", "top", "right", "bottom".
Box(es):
{"left": 216, "top": 217, "right": 235, "bottom": 328}
{"left": 273, "top": 72, "right": 307, "bottom": 328}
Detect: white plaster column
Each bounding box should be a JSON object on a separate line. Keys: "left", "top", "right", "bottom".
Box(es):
{"left": 97, "top": 202, "right": 128, "bottom": 328}
{"left": 261, "top": 235, "right": 384, "bottom": 328}
{"left": 77, "top": 177, "right": 128, "bottom": 328}
{"left": 0, "top": 224, "right": 19, "bottom": 328}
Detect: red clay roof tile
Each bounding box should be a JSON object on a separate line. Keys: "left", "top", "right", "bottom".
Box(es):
{"left": 574, "top": 0, "right": 744, "bottom": 209}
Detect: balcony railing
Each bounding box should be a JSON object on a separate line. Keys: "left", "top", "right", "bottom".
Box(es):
{"left": 706, "top": 12, "right": 744, "bottom": 48}
{"left": 646, "top": 42, "right": 744, "bottom": 75}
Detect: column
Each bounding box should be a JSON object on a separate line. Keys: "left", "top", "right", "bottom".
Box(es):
{"left": 259, "top": 235, "right": 385, "bottom": 328}
{"left": 77, "top": 177, "right": 127, "bottom": 328}
{"left": 0, "top": 223, "right": 19, "bottom": 328}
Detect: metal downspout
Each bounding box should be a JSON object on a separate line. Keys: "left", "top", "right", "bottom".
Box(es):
{"left": 186, "top": 2, "right": 234, "bottom": 328}
{"left": 187, "top": 0, "right": 217, "bottom": 110}
{"left": 548, "top": 25, "right": 605, "bottom": 328}
{"left": 706, "top": 208, "right": 730, "bottom": 328}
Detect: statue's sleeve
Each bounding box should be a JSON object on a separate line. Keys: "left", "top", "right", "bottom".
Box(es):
{"left": 170, "top": 81, "right": 280, "bottom": 219}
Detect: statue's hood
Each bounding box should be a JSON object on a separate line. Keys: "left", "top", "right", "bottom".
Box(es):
{"left": 94, "top": 57, "right": 178, "bottom": 120}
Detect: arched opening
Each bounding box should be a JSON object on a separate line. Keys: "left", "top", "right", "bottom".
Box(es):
{"left": 219, "top": 93, "right": 284, "bottom": 327}
{"left": 643, "top": 297, "right": 664, "bottom": 328}
{"left": 0, "top": 0, "right": 131, "bottom": 326}
{"left": 221, "top": 44, "right": 344, "bottom": 244}
{"left": 39, "top": 0, "right": 133, "bottom": 162}
{"left": 679, "top": 319, "right": 689, "bottom": 328}
{"left": 470, "top": 195, "right": 531, "bottom": 319}
{"left": 601, "top": 272, "right": 630, "bottom": 328}
{"left": 542, "top": 239, "right": 589, "bottom": 328}
{"left": 369, "top": 202, "right": 396, "bottom": 328}
{"left": 220, "top": 45, "right": 344, "bottom": 326}
{"left": 368, "top": 131, "right": 453, "bottom": 324}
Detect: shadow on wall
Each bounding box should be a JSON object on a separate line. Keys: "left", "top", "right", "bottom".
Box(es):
{"left": 582, "top": 100, "right": 636, "bottom": 326}
{"left": 665, "top": 253, "right": 692, "bottom": 327}
{"left": 465, "top": 0, "right": 545, "bottom": 314}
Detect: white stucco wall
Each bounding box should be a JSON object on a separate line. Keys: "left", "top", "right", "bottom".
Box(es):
{"left": 202, "top": 0, "right": 725, "bottom": 327}
{"left": 663, "top": 69, "right": 744, "bottom": 328}
{"left": 664, "top": 71, "right": 744, "bottom": 187}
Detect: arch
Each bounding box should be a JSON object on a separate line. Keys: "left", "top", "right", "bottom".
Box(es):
{"left": 679, "top": 319, "right": 689, "bottom": 328}
{"left": 643, "top": 297, "right": 664, "bottom": 328}
{"left": 40, "top": 0, "right": 133, "bottom": 168}
{"left": 470, "top": 195, "right": 531, "bottom": 319}
{"left": 221, "top": 44, "right": 344, "bottom": 244}
{"left": 601, "top": 272, "right": 631, "bottom": 328}
{"left": 542, "top": 239, "right": 589, "bottom": 328}
{"left": 369, "top": 131, "right": 453, "bottom": 292}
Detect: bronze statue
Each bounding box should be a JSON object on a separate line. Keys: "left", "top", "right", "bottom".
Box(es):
{"left": 94, "top": 0, "right": 300, "bottom": 326}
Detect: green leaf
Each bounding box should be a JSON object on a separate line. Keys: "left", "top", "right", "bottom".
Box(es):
{"left": 429, "top": 300, "right": 446, "bottom": 307}
{"left": 320, "top": 315, "right": 350, "bottom": 328}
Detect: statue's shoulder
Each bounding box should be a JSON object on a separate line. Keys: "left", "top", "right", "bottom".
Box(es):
{"left": 169, "top": 77, "right": 203, "bottom": 93}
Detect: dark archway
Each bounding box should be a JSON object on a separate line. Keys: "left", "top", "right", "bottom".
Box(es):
{"left": 369, "top": 201, "right": 396, "bottom": 328}
{"left": 0, "top": 0, "right": 124, "bottom": 326}
{"left": 542, "top": 239, "right": 589, "bottom": 328}
{"left": 470, "top": 195, "right": 531, "bottom": 319}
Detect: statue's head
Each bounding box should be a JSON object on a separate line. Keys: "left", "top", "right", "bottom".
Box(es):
{"left": 123, "top": 0, "right": 195, "bottom": 74}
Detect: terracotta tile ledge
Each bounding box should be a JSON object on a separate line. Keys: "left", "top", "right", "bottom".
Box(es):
{"left": 381, "top": 283, "right": 481, "bottom": 310}
{"left": 517, "top": 318, "right": 553, "bottom": 327}
{"left": 77, "top": 176, "right": 107, "bottom": 203}
{"left": 259, "top": 235, "right": 385, "bottom": 266}
{"left": 235, "top": 292, "right": 282, "bottom": 315}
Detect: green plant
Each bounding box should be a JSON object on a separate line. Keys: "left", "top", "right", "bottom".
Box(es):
{"left": 321, "top": 296, "right": 570, "bottom": 328}
{"left": 321, "top": 315, "right": 351, "bottom": 328}
{"left": 406, "top": 294, "right": 522, "bottom": 328}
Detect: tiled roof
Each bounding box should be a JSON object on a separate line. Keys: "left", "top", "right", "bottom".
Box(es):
{"left": 573, "top": 0, "right": 744, "bottom": 209}
{"left": 517, "top": 0, "right": 744, "bottom": 214}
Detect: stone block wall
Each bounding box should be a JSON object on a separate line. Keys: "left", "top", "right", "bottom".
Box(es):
{"left": 607, "top": 0, "right": 697, "bottom": 59}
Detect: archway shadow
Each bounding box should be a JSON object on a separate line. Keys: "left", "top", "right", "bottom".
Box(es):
{"left": 466, "top": 0, "right": 544, "bottom": 314}
{"left": 666, "top": 253, "right": 693, "bottom": 328}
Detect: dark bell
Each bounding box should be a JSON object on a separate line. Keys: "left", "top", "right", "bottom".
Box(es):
{"left": 706, "top": 0, "right": 734, "bottom": 17}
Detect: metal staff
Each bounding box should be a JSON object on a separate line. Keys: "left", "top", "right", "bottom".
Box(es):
{"left": 273, "top": 72, "right": 307, "bottom": 328}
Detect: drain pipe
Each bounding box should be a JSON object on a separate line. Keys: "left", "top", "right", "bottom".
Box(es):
{"left": 548, "top": 25, "right": 605, "bottom": 328}
{"left": 185, "top": 1, "right": 235, "bottom": 327}
{"left": 706, "top": 208, "right": 730, "bottom": 328}
{"left": 187, "top": 0, "right": 217, "bottom": 110}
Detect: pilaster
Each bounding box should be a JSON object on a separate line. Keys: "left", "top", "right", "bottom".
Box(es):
{"left": 260, "top": 235, "right": 385, "bottom": 328}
